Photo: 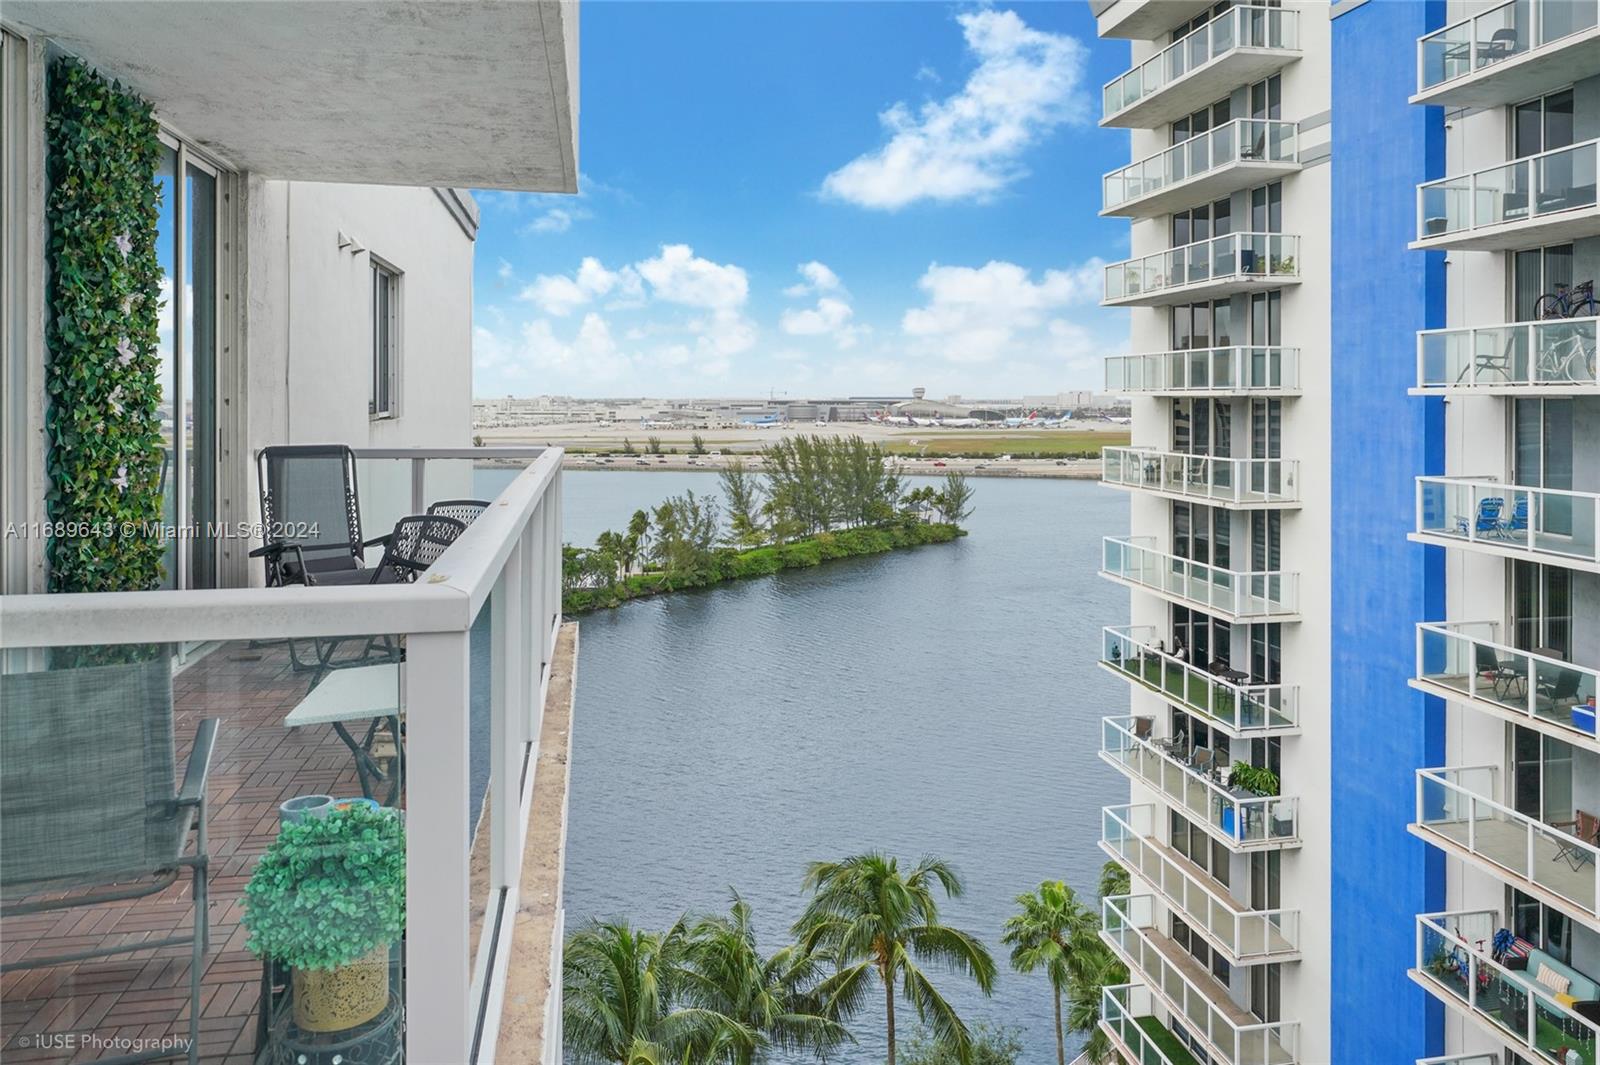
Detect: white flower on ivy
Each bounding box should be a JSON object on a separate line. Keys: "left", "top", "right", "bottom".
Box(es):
{"left": 112, "top": 465, "right": 130, "bottom": 491}
{"left": 107, "top": 384, "right": 125, "bottom": 414}
{"left": 121, "top": 294, "right": 135, "bottom": 316}
{"left": 114, "top": 233, "right": 133, "bottom": 257}
{"left": 116, "top": 338, "right": 137, "bottom": 366}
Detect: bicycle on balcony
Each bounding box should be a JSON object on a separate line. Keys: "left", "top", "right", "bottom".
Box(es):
{"left": 1535, "top": 280, "right": 1598, "bottom": 320}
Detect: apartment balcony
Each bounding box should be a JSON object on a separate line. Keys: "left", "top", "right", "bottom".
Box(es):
{"left": 1415, "top": 317, "right": 1599, "bottom": 396}
{"left": 1102, "top": 447, "right": 1301, "bottom": 509}
{"left": 1418, "top": 1057, "right": 1502, "bottom": 1065}
{"left": 1102, "top": 536, "right": 1299, "bottom": 622}
{"left": 1415, "top": 138, "right": 1600, "bottom": 252}
{"left": 1415, "top": 0, "right": 1600, "bottom": 109}
{"left": 1102, "top": 895, "right": 1300, "bottom": 1065}
{"left": 1103, "top": 6, "right": 1300, "bottom": 128}
{"left": 1106, "top": 346, "right": 1301, "bottom": 397}
{"left": 1411, "top": 766, "right": 1600, "bottom": 926}
{"left": 0, "top": 448, "right": 571, "bottom": 1064}
{"left": 1414, "top": 477, "right": 1600, "bottom": 572}
{"left": 1101, "top": 626, "right": 1299, "bottom": 737}
{"left": 1103, "top": 803, "right": 1301, "bottom": 961}
{"left": 1104, "top": 232, "right": 1301, "bottom": 307}
{"left": 1411, "top": 908, "right": 1600, "bottom": 1065}
{"left": 1094, "top": 0, "right": 1216, "bottom": 41}
{"left": 1102, "top": 120, "right": 1300, "bottom": 218}
{"left": 1413, "top": 622, "right": 1599, "bottom": 749}
{"left": 1102, "top": 983, "right": 1210, "bottom": 1065}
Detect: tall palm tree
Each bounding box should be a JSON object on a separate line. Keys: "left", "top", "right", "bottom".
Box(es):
{"left": 563, "top": 918, "right": 753, "bottom": 1065}
{"left": 684, "top": 894, "right": 852, "bottom": 1064}
{"left": 1000, "top": 881, "right": 1098, "bottom": 1065}
{"left": 1097, "top": 861, "right": 1130, "bottom": 902}
{"left": 1065, "top": 948, "right": 1127, "bottom": 1065}
{"left": 792, "top": 853, "right": 996, "bottom": 1065}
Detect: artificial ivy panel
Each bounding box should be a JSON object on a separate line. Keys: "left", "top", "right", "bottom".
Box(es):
{"left": 45, "top": 59, "right": 166, "bottom": 591}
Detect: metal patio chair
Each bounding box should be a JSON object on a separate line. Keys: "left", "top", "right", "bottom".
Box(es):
{"left": 367, "top": 514, "right": 468, "bottom": 584}
{"left": 1552, "top": 810, "right": 1600, "bottom": 872}
{"left": 427, "top": 498, "right": 492, "bottom": 527}
{"left": 1, "top": 660, "right": 220, "bottom": 1065}
{"left": 251, "top": 444, "right": 390, "bottom": 587}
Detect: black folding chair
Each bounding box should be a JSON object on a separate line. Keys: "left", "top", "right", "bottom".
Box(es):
{"left": 250, "top": 445, "right": 390, "bottom": 587}
{"left": 427, "top": 498, "right": 492, "bottom": 527}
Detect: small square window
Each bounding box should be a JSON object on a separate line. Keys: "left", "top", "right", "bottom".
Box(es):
{"left": 371, "top": 261, "right": 400, "bottom": 419}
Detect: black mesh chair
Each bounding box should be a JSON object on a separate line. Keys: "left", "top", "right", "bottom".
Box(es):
{"left": 251, "top": 445, "right": 389, "bottom": 587}
{"left": 1, "top": 661, "right": 219, "bottom": 1065}
{"left": 367, "top": 514, "right": 467, "bottom": 584}
{"left": 427, "top": 498, "right": 492, "bottom": 527}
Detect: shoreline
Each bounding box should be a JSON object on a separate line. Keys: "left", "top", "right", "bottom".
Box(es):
{"left": 549, "top": 454, "right": 1103, "bottom": 480}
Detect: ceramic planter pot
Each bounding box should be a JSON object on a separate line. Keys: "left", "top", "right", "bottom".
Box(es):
{"left": 292, "top": 945, "right": 389, "bottom": 1032}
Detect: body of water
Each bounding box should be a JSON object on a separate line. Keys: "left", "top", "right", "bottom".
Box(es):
{"left": 483, "top": 468, "right": 1129, "bottom": 1062}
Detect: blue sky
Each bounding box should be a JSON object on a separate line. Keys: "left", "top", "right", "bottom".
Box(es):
{"left": 472, "top": 2, "right": 1132, "bottom": 399}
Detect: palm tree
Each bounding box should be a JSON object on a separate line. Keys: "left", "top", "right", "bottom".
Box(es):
{"left": 1065, "top": 948, "right": 1127, "bottom": 1065}
{"left": 1097, "top": 861, "right": 1129, "bottom": 902}
{"left": 684, "top": 894, "right": 852, "bottom": 1064}
{"left": 563, "top": 918, "right": 752, "bottom": 1065}
{"left": 792, "top": 853, "right": 996, "bottom": 1065}
{"left": 1000, "top": 881, "right": 1098, "bottom": 1065}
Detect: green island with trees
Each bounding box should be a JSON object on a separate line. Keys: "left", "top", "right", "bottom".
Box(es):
{"left": 562, "top": 852, "right": 1132, "bottom": 1065}
{"left": 563, "top": 436, "right": 976, "bottom": 615}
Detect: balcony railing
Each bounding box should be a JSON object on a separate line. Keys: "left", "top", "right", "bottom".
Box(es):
{"left": 1417, "top": 316, "right": 1599, "bottom": 391}
{"left": 1101, "top": 625, "right": 1298, "bottom": 735}
{"left": 1414, "top": 908, "right": 1599, "bottom": 1065}
{"left": 1416, "top": 476, "right": 1600, "bottom": 567}
{"left": 1417, "top": 1057, "right": 1501, "bottom": 1065}
{"left": 1101, "top": 983, "right": 1206, "bottom": 1065}
{"left": 1103, "top": 803, "right": 1301, "bottom": 959}
{"left": 1102, "top": 895, "right": 1300, "bottom": 1065}
{"left": 1104, "top": 6, "right": 1299, "bottom": 122}
{"left": 1102, "top": 447, "right": 1300, "bottom": 507}
{"left": 1102, "top": 120, "right": 1298, "bottom": 214}
{"left": 1414, "top": 765, "right": 1600, "bottom": 919}
{"left": 1415, "top": 621, "right": 1599, "bottom": 742}
{"left": 1101, "top": 721, "right": 1299, "bottom": 849}
{"left": 1102, "top": 536, "right": 1298, "bottom": 620}
{"left": 1107, "top": 346, "right": 1300, "bottom": 395}
{"left": 1419, "top": 0, "right": 1599, "bottom": 94}
{"left": 1418, "top": 138, "right": 1600, "bottom": 242}
{"left": 1104, "top": 232, "right": 1300, "bottom": 304}
{"left": 0, "top": 447, "right": 566, "bottom": 1065}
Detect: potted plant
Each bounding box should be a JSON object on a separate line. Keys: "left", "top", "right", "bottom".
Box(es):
{"left": 244, "top": 804, "right": 405, "bottom": 1032}
{"left": 1228, "top": 763, "right": 1280, "bottom": 798}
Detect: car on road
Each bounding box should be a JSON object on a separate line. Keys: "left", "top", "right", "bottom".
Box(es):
{"left": 932, "top": 460, "right": 947, "bottom": 467}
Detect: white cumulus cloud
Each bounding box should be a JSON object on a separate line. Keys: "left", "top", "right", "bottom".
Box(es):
{"left": 821, "top": 9, "right": 1089, "bottom": 210}
{"left": 780, "top": 261, "right": 858, "bottom": 347}
{"left": 636, "top": 244, "right": 749, "bottom": 310}
{"left": 901, "top": 259, "right": 1103, "bottom": 363}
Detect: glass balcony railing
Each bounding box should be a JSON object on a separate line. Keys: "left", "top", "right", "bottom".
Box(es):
{"left": 1417, "top": 477, "right": 1600, "bottom": 566}
{"left": 1103, "top": 805, "right": 1300, "bottom": 961}
{"left": 1414, "top": 765, "right": 1600, "bottom": 918}
{"left": 1103, "top": 895, "right": 1301, "bottom": 1065}
{"left": 1419, "top": 0, "right": 1599, "bottom": 93}
{"left": 1101, "top": 983, "right": 1207, "bottom": 1065}
{"left": 1415, "top": 908, "right": 1600, "bottom": 1065}
{"left": 1418, "top": 316, "right": 1599, "bottom": 390}
{"left": 1107, "top": 346, "right": 1300, "bottom": 395}
{"left": 1105, "top": 232, "right": 1300, "bottom": 302}
{"left": 1102, "top": 447, "right": 1300, "bottom": 507}
{"left": 1417, "top": 1057, "right": 1503, "bottom": 1065}
{"left": 1102, "top": 625, "right": 1298, "bottom": 734}
{"left": 1104, "top": 6, "right": 1299, "bottom": 120}
{"left": 1103, "top": 120, "right": 1298, "bottom": 212}
{"left": 1418, "top": 138, "right": 1600, "bottom": 241}
{"left": 1416, "top": 621, "right": 1598, "bottom": 740}
{"left": 1103, "top": 536, "right": 1298, "bottom": 619}
{"left": 1102, "top": 721, "right": 1299, "bottom": 848}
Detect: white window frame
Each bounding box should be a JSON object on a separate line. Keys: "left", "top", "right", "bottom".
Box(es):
{"left": 370, "top": 256, "right": 401, "bottom": 420}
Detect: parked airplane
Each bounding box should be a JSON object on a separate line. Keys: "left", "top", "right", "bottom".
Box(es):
{"left": 739, "top": 412, "right": 785, "bottom": 427}
{"left": 1002, "top": 411, "right": 1041, "bottom": 428}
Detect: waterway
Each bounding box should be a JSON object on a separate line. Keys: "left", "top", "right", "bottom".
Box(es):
{"left": 482, "top": 468, "right": 1129, "bottom": 1062}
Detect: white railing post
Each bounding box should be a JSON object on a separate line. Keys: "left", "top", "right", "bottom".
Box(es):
{"left": 491, "top": 553, "right": 524, "bottom": 891}
{"left": 405, "top": 630, "right": 474, "bottom": 1064}
{"left": 521, "top": 518, "right": 541, "bottom": 737}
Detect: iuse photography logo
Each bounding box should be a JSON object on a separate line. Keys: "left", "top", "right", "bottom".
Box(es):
{"left": 13, "top": 1031, "right": 191, "bottom": 1055}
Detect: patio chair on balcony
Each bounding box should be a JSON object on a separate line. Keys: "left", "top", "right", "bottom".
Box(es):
{"left": 1538, "top": 667, "right": 1586, "bottom": 714}
{"left": 1476, "top": 642, "right": 1527, "bottom": 699}
{"left": 1551, "top": 810, "right": 1600, "bottom": 872}
{"left": 1456, "top": 496, "right": 1505, "bottom": 539}
{"left": 427, "top": 498, "right": 492, "bottom": 526}
{"left": 1481, "top": 27, "right": 1520, "bottom": 64}
{"left": 368, "top": 514, "right": 468, "bottom": 584}
{"left": 251, "top": 444, "right": 389, "bottom": 587}
{"left": 1499, "top": 495, "right": 1529, "bottom": 540}
{"left": 0, "top": 660, "right": 219, "bottom": 1065}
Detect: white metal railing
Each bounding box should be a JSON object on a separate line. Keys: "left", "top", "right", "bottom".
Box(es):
{"left": 1416, "top": 476, "right": 1600, "bottom": 566}
{"left": 1101, "top": 625, "right": 1298, "bottom": 734}
{"left": 1102, "top": 895, "right": 1300, "bottom": 1065}
{"left": 1103, "top": 803, "right": 1301, "bottom": 957}
{"left": 1107, "top": 346, "right": 1300, "bottom": 394}
{"left": 1102, "top": 447, "right": 1300, "bottom": 506}
{"left": 0, "top": 446, "right": 566, "bottom": 1065}
{"left": 1416, "top": 1056, "right": 1501, "bottom": 1065}
{"left": 1414, "top": 765, "right": 1600, "bottom": 917}
{"left": 1415, "top": 621, "right": 1598, "bottom": 738}
{"left": 542, "top": 906, "right": 566, "bottom": 1065}
{"left": 1103, "top": 120, "right": 1298, "bottom": 212}
{"left": 1105, "top": 232, "right": 1300, "bottom": 302}
{"left": 1418, "top": 316, "right": 1599, "bottom": 390}
{"left": 1101, "top": 983, "right": 1196, "bottom": 1065}
{"left": 1103, "top": 536, "right": 1298, "bottom": 619}
{"left": 1415, "top": 907, "right": 1599, "bottom": 1063}
{"left": 1418, "top": 0, "right": 1599, "bottom": 93}
{"left": 1104, "top": 6, "right": 1299, "bottom": 119}
{"left": 1418, "top": 137, "right": 1600, "bottom": 240}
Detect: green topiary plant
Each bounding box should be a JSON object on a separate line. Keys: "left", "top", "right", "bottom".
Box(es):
{"left": 44, "top": 58, "right": 166, "bottom": 592}
{"left": 243, "top": 805, "right": 406, "bottom": 971}
{"left": 1228, "top": 763, "right": 1281, "bottom": 798}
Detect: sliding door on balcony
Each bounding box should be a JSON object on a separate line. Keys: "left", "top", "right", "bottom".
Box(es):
{"left": 1514, "top": 397, "right": 1575, "bottom": 537}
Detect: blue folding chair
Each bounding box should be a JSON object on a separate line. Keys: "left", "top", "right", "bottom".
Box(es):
{"left": 1455, "top": 496, "right": 1504, "bottom": 538}
{"left": 1498, "top": 495, "right": 1529, "bottom": 540}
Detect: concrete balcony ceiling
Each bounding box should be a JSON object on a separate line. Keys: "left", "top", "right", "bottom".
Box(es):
{"left": 1094, "top": 0, "right": 1214, "bottom": 40}
{"left": 3, "top": 1, "right": 578, "bottom": 191}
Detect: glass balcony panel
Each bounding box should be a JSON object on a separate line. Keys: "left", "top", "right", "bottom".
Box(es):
{"left": 1473, "top": 2, "right": 1527, "bottom": 71}
{"left": 1422, "top": 142, "right": 1600, "bottom": 239}
{"left": 1104, "top": 123, "right": 1297, "bottom": 211}
{"left": 1536, "top": 142, "right": 1599, "bottom": 216}
{"left": 1103, "top": 8, "right": 1299, "bottom": 121}
{"left": 1421, "top": 177, "right": 1473, "bottom": 237}
{"left": 1541, "top": 0, "right": 1599, "bottom": 44}
{"left": 1421, "top": 21, "right": 1475, "bottom": 89}
{"left": 1415, "top": 477, "right": 1600, "bottom": 566}
{"left": 1419, "top": 317, "right": 1599, "bottom": 388}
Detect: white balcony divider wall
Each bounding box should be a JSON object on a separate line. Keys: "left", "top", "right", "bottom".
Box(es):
{"left": 0, "top": 447, "right": 565, "bottom": 1065}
